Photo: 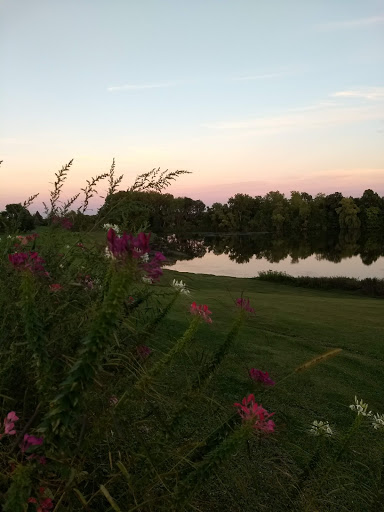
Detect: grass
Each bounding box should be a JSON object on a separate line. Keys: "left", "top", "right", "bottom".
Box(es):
{"left": 153, "top": 269, "right": 384, "bottom": 511}
{"left": 2, "top": 228, "right": 383, "bottom": 511}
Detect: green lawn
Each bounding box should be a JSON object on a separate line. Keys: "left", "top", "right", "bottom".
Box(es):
{"left": 152, "top": 270, "right": 384, "bottom": 511}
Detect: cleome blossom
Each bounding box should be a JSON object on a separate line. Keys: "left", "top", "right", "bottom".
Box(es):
{"left": 8, "top": 252, "right": 49, "bottom": 276}
{"left": 190, "top": 302, "right": 212, "bottom": 323}
{"left": 349, "top": 396, "right": 373, "bottom": 417}
{"left": 106, "top": 229, "right": 166, "bottom": 282}
{"left": 28, "top": 487, "right": 54, "bottom": 512}
{"left": 20, "top": 434, "right": 44, "bottom": 453}
{"left": 309, "top": 420, "right": 333, "bottom": 436}
{"left": 0, "top": 411, "right": 19, "bottom": 439}
{"left": 372, "top": 413, "right": 384, "bottom": 430}
{"left": 172, "top": 279, "right": 190, "bottom": 295}
{"left": 15, "top": 233, "right": 39, "bottom": 246}
{"left": 234, "top": 394, "right": 275, "bottom": 433}
{"left": 236, "top": 297, "right": 255, "bottom": 313}
{"left": 249, "top": 368, "right": 275, "bottom": 386}
{"left": 103, "top": 223, "right": 121, "bottom": 234}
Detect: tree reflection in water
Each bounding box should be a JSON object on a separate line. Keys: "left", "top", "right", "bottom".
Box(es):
{"left": 160, "top": 231, "right": 384, "bottom": 267}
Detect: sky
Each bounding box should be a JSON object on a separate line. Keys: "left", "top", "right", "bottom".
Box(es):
{"left": 1, "top": 0, "right": 384, "bottom": 212}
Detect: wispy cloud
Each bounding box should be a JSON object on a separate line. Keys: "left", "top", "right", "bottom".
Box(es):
{"left": 107, "top": 82, "right": 178, "bottom": 92}
{"left": 331, "top": 87, "right": 384, "bottom": 100}
{"left": 201, "top": 100, "right": 383, "bottom": 135}
{"left": 232, "top": 72, "right": 286, "bottom": 81}
{"left": 317, "top": 15, "right": 384, "bottom": 31}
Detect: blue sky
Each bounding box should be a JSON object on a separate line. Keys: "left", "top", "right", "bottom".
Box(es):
{"left": 1, "top": 0, "right": 383, "bottom": 209}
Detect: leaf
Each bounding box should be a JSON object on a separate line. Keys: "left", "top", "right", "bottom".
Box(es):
{"left": 100, "top": 485, "right": 122, "bottom": 511}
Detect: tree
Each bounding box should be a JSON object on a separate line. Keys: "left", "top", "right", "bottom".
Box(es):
{"left": 1, "top": 203, "right": 35, "bottom": 232}
{"left": 336, "top": 197, "right": 361, "bottom": 231}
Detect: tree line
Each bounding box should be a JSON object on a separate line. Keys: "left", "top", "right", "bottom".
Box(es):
{"left": 1, "top": 188, "right": 383, "bottom": 235}
{"left": 98, "top": 188, "right": 384, "bottom": 235}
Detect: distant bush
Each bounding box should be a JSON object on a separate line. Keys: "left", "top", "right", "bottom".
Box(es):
{"left": 257, "top": 270, "right": 384, "bottom": 298}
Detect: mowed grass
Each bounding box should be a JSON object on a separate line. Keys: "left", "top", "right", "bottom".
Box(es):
{"left": 151, "top": 269, "right": 384, "bottom": 511}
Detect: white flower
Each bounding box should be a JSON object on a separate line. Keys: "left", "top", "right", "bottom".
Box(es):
{"left": 103, "top": 223, "right": 121, "bottom": 234}
{"left": 372, "top": 413, "right": 384, "bottom": 430}
{"left": 140, "top": 252, "right": 149, "bottom": 262}
{"left": 172, "top": 279, "right": 190, "bottom": 295}
{"left": 65, "top": 245, "right": 70, "bottom": 249}
{"left": 349, "top": 396, "right": 373, "bottom": 417}
{"left": 309, "top": 420, "right": 333, "bottom": 436}
{"left": 105, "top": 246, "right": 115, "bottom": 260}
{"left": 142, "top": 276, "right": 153, "bottom": 284}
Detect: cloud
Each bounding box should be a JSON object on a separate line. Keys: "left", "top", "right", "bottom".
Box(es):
{"left": 317, "top": 15, "right": 384, "bottom": 31}
{"left": 107, "top": 82, "right": 178, "bottom": 92}
{"left": 201, "top": 92, "right": 384, "bottom": 135}
{"left": 232, "top": 72, "right": 286, "bottom": 81}
{"left": 331, "top": 87, "right": 384, "bottom": 100}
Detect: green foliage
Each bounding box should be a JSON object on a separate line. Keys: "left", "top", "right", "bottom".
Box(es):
{"left": 3, "top": 464, "right": 32, "bottom": 512}
{"left": 0, "top": 203, "right": 35, "bottom": 232}
{"left": 257, "top": 270, "right": 384, "bottom": 297}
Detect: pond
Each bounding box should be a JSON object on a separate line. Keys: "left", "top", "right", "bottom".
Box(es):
{"left": 161, "top": 233, "right": 384, "bottom": 279}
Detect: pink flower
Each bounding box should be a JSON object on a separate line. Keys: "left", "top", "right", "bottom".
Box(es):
{"left": 137, "top": 345, "right": 152, "bottom": 359}
{"left": 28, "top": 487, "right": 53, "bottom": 511}
{"left": 2, "top": 411, "right": 19, "bottom": 436}
{"left": 8, "top": 251, "right": 48, "bottom": 276}
{"left": 128, "top": 232, "right": 151, "bottom": 258}
{"left": 234, "top": 394, "right": 275, "bottom": 433}
{"left": 236, "top": 298, "right": 255, "bottom": 313}
{"left": 107, "top": 228, "right": 129, "bottom": 258}
{"left": 190, "top": 302, "right": 213, "bottom": 323}
{"left": 141, "top": 251, "right": 166, "bottom": 281}
{"left": 16, "top": 234, "right": 38, "bottom": 246}
{"left": 106, "top": 229, "right": 166, "bottom": 280}
{"left": 16, "top": 236, "right": 29, "bottom": 246}
{"left": 249, "top": 369, "right": 275, "bottom": 386}
{"left": 20, "top": 434, "right": 44, "bottom": 453}
{"left": 52, "top": 216, "right": 72, "bottom": 230}
{"left": 49, "top": 283, "right": 62, "bottom": 292}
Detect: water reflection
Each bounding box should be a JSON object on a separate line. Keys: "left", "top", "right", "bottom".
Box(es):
{"left": 160, "top": 232, "right": 384, "bottom": 278}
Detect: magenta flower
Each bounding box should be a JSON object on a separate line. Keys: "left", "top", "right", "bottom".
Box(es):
{"left": 236, "top": 298, "right": 255, "bottom": 313}
{"left": 137, "top": 345, "right": 152, "bottom": 359}
{"left": 1, "top": 411, "right": 19, "bottom": 437}
{"left": 107, "top": 228, "right": 128, "bottom": 258}
{"left": 249, "top": 369, "right": 275, "bottom": 386}
{"left": 8, "top": 251, "right": 48, "bottom": 276}
{"left": 106, "top": 229, "right": 166, "bottom": 281}
{"left": 20, "top": 434, "right": 44, "bottom": 453}
{"left": 28, "top": 487, "right": 54, "bottom": 511}
{"left": 190, "top": 302, "right": 213, "bottom": 323}
{"left": 52, "top": 216, "right": 72, "bottom": 230}
{"left": 234, "top": 394, "right": 275, "bottom": 433}
{"left": 128, "top": 232, "right": 151, "bottom": 258}
{"left": 141, "top": 251, "right": 166, "bottom": 282}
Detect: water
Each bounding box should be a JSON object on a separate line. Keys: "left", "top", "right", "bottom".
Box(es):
{"left": 162, "top": 233, "right": 384, "bottom": 279}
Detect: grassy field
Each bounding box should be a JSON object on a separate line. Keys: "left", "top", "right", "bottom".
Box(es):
{"left": 2, "top": 229, "right": 383, "bottom": 511}
{"left": 153, "top": 269, "right": 384, "bottom": 511}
